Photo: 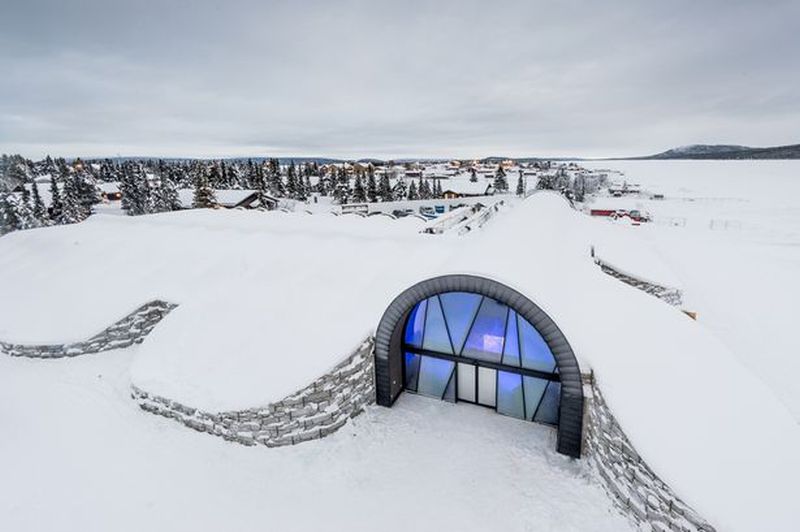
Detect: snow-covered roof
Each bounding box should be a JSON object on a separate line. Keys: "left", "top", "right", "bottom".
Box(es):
{"left": 0, "top": 193, "right": 797, "bottom": 531}
{"left": 440, "top": 177, "right": 494, "bottom": 196}
{"left": 177, "top": 188, "right": 258, "bottom": 208}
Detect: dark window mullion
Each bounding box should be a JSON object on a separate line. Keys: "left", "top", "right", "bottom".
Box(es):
{"left": 532, "top": 380, "right": 550, "bottom": 422}
{"left": 459, "top": 295, "right": 485, "bottom": 356}
{"left": 436, "top": 294, "right": 457, "bottom": 355}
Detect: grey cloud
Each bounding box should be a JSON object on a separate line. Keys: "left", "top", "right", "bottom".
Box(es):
{"left": 1, "top": 0, "right": 798, "bottom": 159}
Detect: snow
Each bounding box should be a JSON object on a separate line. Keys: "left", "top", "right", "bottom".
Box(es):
{"left": 0, "top": 347, "right": 631, "bottom": 532}
{"left": 582, "top": 160, "right": 800, "bottom": 421}
{"left": 2, "top": 171, "right": 800, "bottom": 531}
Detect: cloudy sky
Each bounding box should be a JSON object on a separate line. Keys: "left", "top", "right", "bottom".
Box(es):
{"left": 1, "top": 0, "right": 798, "bottom": 159}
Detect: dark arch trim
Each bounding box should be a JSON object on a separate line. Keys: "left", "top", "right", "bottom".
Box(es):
{"left": 374, "top": 274, "right": 584, "bottom": 458}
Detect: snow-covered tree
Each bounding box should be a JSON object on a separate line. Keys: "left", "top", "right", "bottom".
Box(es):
{"left": 407, "top": 180, "right": 418, "bottom": 200}
{"left": 60, "top": 176, "right": 88, "bottom": 224}
{"left": 352, "top": 173, "right": 366, "bottom": 202}
{"left": 31, "top": 180, "right": 47, "bottom": 222}
{"left": 378, "top": 174, "right": 392, "bottom": 202}
{"left": 366, "top": 171, "right": 377, "bottom": 203}
{"left": 155, "top": 173, "right": 181, "bottom": 212}
{"left": 516, "top": 174, "right": 525, "bottom": 196}
{"left": 48, "top": 177, "right": 63, "bottom": 222}
{"left": 192, "top": 167, "right": 217, "bottom": 209}
{"left": 494, "top": 166, "right": 509, "bottom": 192}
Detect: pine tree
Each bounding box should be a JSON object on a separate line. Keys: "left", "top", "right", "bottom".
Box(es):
{"left": 155, "top": 173, "right": 181, "bottom": 212}
{"left": 366, "top": 170, "right": 378, "bottom": 203}
{"left": 255, "top": 164, "right": 273, "bottom": 209}
{"left": 75, "top": 171, "right": 100, "bottom": 216}
{"left": 31, "top": 180, "right": 47, "bottom": 221}
{"left": 352, "top": 173, "right": 366, "bottom": 202}
{"left": 494, "top": 166, "right": 509, "bottom": 192}
{"left": 418, "top": 178, "right": 431, "bottom": 199}
{"left": 516, "top": 174, "right": 525, "bottom": 196}
{"left": 0, "top": 190, "right": 21, "bottom": 233}
{"left": 192, "top": 167, "right": 217, "bottom": 208}
{"left": 48, "top": 177, "right": 63, "bottom": 222}
{"left": 393, "top": 178, "right": 407, "bottom": 201}
{"left": 60, "top": 176, "right": 87, "bottom": 224}
{"left": 285, "top": 161, "right": 298, "bottom": 199}
{"left": 407, "top": 181, "right": 418, "bottom": 200}
{"left": 378, "top": 174, "right": 392, "bottom": 202}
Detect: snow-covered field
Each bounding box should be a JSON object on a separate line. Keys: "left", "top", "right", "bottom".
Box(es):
{"left": 583, "top": 160, "right": 800, "bottom": 421}
{"left": 0, "top": 347, "right": 630, "bottom": 532}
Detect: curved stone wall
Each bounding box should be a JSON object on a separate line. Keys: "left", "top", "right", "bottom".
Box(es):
{"left": 0, "top": 300, "right": 177, "bottom": 358}
{"left": 132, "top": 338, "right": 376, "bottom": 447}
{"left": 595, "top": 259, "right": 683, "bottom": 306}
{"left": 585, "top": 375, "right": 715, "bottom": 532}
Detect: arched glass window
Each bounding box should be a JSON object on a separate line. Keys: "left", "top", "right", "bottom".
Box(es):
{"left": 402, "top": 292, "right": 560, "bottom": 425}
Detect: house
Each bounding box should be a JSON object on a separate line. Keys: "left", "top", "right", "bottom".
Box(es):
{"left": 176, "top": 189, "right": 277, "bottom": 210}
{"left": 441, "top": 179, "right": 495, "bottom": 199}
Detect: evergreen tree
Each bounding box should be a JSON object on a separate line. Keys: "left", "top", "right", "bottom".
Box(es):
{"left": 31, "top": 180, "right": 47, "bottom": 221}
{"left": 75, "top": 171, "right": 100, "bottom": 216}
{"left": 60, "top": 175, "right": 87, "bottom": 224}
{"left": 393, "top": 178, "right": 407, "bottom": 201}
{"left": 49, "top": 176, "right": 63, "bottom": 222}
{"left": 285, "top": 161, "right": 298, "bottom": 199}
{"left": 407, "top": 180, "right": 418, "bottom": 200}
{"left": 378, "top": 174, "right": 392, "bottom": 202}
{"left": 366, "top": 169, "right": 378, "bottom": 202}
{"left": 494, "top": 166, "right": 509, "bottom": 192}
{"left": 155, "top": 173, "right": 181, "bottom": 212}
{"left": 192, "top": 167, "right": 217, "bottom": 208}
{"left": 0, "top": 190, "right": 21, "bottom": 233}
{"left": 255, "top": 164, "right": 273, "bottom": 209}
{"left": 516, "top": 174, "right": 525, "bottom": 196}
{"left": 418, "top": 178, "right": 431, "bottom": 199}
{"left": 352, "top": 173, "right": 366, "bottom": 202}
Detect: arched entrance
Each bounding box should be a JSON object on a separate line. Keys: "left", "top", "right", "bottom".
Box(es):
{"left": 375, "top": 275, "right": 584, "bottom": 458}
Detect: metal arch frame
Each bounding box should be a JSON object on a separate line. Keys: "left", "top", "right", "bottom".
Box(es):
{"left": 374, "top": 274, "right": 584, "bottom": 458}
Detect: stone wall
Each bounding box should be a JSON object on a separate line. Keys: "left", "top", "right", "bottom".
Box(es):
{"left": 596, "top": 259, "right": 683, "bottom": 306}
{"left": 0, "top": 300, "right": 177, "bottom": 358}
{"left": 132, "top": 337, "right": 376, "bottom": 447}
{"left": 584, "top": 375, "right": 715, "bottom": 532}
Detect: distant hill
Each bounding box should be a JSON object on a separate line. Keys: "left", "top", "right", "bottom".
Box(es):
{"left": 642, "top": 143, "right": 800, "bottom": 160}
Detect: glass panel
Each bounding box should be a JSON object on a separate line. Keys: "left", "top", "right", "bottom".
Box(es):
{"left": 442, "top": 368, "right": 456, "bottom": 402}
{"left": 533, "top": 381, "right": 561, "bottom": 425}
{"left": 518, "top": 315, "right": 557, "bottom": 373}
{"left": 501, "top": 310, "right": 521, "bottom": 367}
{"left": 462, "top": 298, "right": 508, "bottom": 363}
{"left": 422, "top": 296, "right": 453, "bottom": 354}
{"left": 496, "top": 371, "right": 525, "bottom": 419}
{"left": 477, "top": 367, "right": 497, "bottom": 407}
{"left": 404, "top": 352, "right": 421, "bottom": 391}
{"left": 522, "top": 375, "right": 548, "bottom": 421}
{"left": 417, "top": 356, "right": 456, "bottom": 399}
{"left": 404, "top": 299, "right": 427, "bottom": 348}
{"left": 439, "top": 292, "right": 482, "bottom": 354}
{"left": 456, "top": 363, "right": 476, "bottom": 402}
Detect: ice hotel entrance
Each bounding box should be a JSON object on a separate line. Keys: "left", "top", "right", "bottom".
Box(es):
{"left": 374, "top": 275, "right": 584, "bottom": 458}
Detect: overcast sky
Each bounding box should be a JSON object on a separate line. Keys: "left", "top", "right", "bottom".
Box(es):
{"left": 1, "top": 0, "right": 798, "bottom": 159}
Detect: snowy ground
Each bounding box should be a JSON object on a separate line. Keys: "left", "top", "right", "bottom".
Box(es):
{"left": 583, "top": 160, "right": 800, "bottom": 421}
{"left": 0, "top": 347, "right": 630, "bottom": 532}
